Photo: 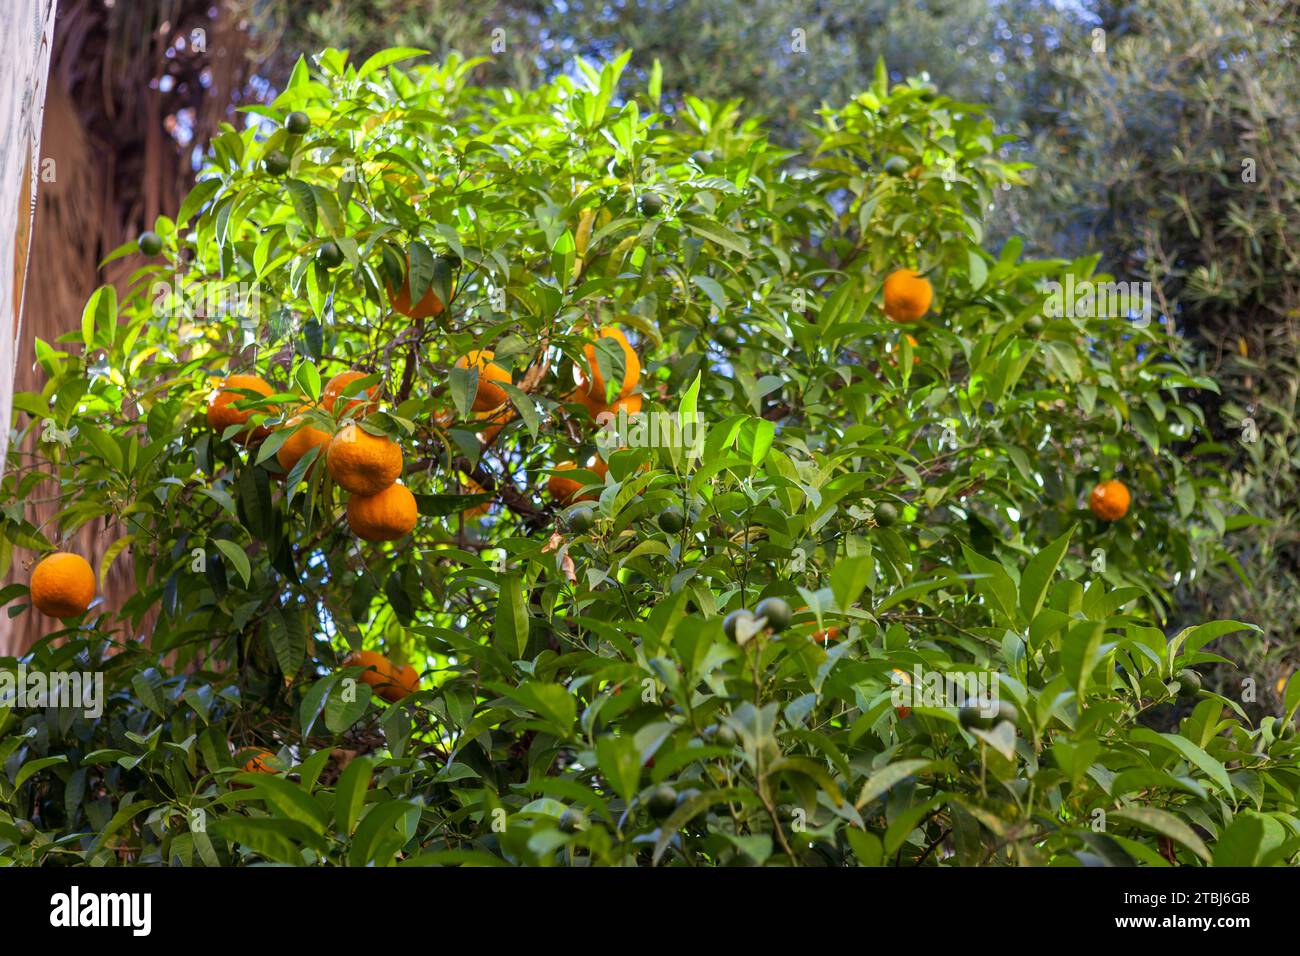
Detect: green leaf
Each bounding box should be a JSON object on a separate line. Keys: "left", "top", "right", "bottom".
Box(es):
{"left": 286, "top": 179, "right": 317, "bottom": 234}
{"left": 494, "top": 573, "right": 529, "bottom": 659}
{"left": 14, "top": 755, "right": 68, "bottom": 789}
{"left": 177, "top": 177, "right": 221, "bottom": 227}
{"left": 348, "top": 800, "right": 417, "bottom": 867}
{"left": 333, "top": 757, "right": 374, "bottom": 837}
{"left": 356, "top": 47, "right": 429, "bottom": 81}
{"left": 595, "top": 735, "right": 642, "bottom": 806}
{"left": 211, "top": 817, "right": 325, "bottom": 863}
{"left": 1060, "top": 620, "right": 1107, "bottom": 697}
{"left": 855, "top": 759, "right": 932, "bottom": 809}
{"left": 449, "top": 364, "right": 476, "bottom": 420}
{"left": 248, "top": 775, "right": 329, "bottom": 834}
{"left": 1212, "top": 811, "right": 1285, "bottom": 867}
{"left": 961, "top": 545, "right": 1019, "bottom": 626}
{"left": 213, "top": 538, "right": 251, "bottom": 587}
{"left": 508, "top": 681, "right": 575, "bottom": 734}
{"left": 1019, "top": 526, "right": 1074, "bottom": 623}
{"left": 830, "top": 555, "right": 874, "bottom": 613}
{"left": 1110, "top": 807, "right": 1211, "bottom": 863}
{"left": 81, "top": 286, "right": 117, "bottom": 350}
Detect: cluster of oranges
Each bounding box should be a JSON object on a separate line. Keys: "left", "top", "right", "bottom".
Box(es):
{"left": 341, "top": 648, "right": 421, "bottom": 702}
{"left": 205, "top": 368, "right": 420, "bottom": 542}
{"left": 549, "top": 327, "right": 643, "bottom": 504}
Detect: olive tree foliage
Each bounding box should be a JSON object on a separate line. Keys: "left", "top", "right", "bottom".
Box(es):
{"left": 1019, "top": 0, "right": 1300, "bottom": 694}
{"left": 1, "top": 51, "right": 1297, "bottom": 867}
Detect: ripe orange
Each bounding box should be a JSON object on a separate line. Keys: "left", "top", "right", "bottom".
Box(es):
{"left": 886, "top": 333, "right": 920, "bottom": 367}
{"left": 29, "top": 552, "right": 96, "bottom": 619}
{"left": 583, "top": 390, "right": 644, "bottom": 423}
{"left": 385, "top": 253, "right": 447, "bottom": 318}
{"left": 346, "top": 482, "right": 418, "bottom": 541}
{"left": 891, "top": 668, "right": 913, "bottom": 719}
{"left": 275, "top": 408, "right": 332, "bottom": 473}
{"left": 475, "top": 406, "right": 516, "bottom": 445}
{"left": 1089, "top": 479, "right": 1131, "bottom": 521}
{"left": 322, "top": 370, "right": 379, "bottom": 416}
{"left": 461, "top": 476, "right": 491, "bottom": 520}
{"left": 811, "top": 626, "right": 841, "bottom": 645}
{"left": 548, "top": 461, "right": 595, "bottom": 503}
{"left": 342, "top": 650, "right": 418, "bottom": 701}
{"left": 883, "top": 269, "right": 933, "bottom": 323}
{"left": 455, "top": 350, "right": 512, "bottom": 411}
{"left": 241, "top": 750, "right": 278, "bottom": 774}
{"left": 383, "top": 664, "right": 421, "bottom": 703}
{"left": 206, "top": 374, "right": 276, "bottom": 443}
{"left": 578, "top": 327, "right": 640, "bottom": 402}
{"left": 326, "top": 425, "right": 403, "bottom": 495}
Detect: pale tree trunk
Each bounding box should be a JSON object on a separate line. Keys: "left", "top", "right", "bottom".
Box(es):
{"left": 2, "top": 1, "right": 253, "bottom": 654}
{"left": 0, "top": 0, "right": 57, "bottom": 480}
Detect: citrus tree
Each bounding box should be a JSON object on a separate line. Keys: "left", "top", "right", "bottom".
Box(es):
{"left": 2, "top": 49, "right": 1297, "bottom": 867}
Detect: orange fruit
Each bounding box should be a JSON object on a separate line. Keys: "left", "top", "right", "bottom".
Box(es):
{"left": 455, "top": 350, "right": 512, "bottom": 412}
{"left": 322, "top": 371, "right": 379, "bottom": 416}
{"left": 346, "top": 482, "right": 418, "bottom": 541}
{"left": 1088, "top": 479, "right": 1131, "bottom": 521}
{"left": 385, "top": 253, "right": 446, "bottom": 319}
{"left": 882, "top": 269, "right": 933, "bottom": 323}
{"left": 475, "top": 406, "right": 516, "bottom": 445}
{"left": 461, "top": 477, "right": 491, "bottom": 520}
{"left": 886, "top": 333, "right": 920, "bottom": 367}
{"left": 275, "top": 408, "right": 332, "bottom": 473}
{"left": 241, "top": 750, "right": 278, "bottom": 774}
{"left": 342, "top": 649, "right": 395, "bottom": 690}
{"left": 342, "top": 650, "right": 418, "bottom": 701}
{"left": 578, "top": 327, "right": 640, "bottom": 402}
{"left": 29, "top": 551, "right": 96, "bottom": 619}
{"left": 584, "top": 390, "right": 644, "bottom": 424}
{"left": 206, "top": 374, "right": 276, "bottom": 443}
{"left": 382, "top": 664, "right": 421, "bottom": 703}
{"left": 811, "top": 626, "right": 840, "bottom": 645}
{"left": 548, "top": 461, "right": 595, "bottom": 503}
{"left": 891, "top": 668, "right": 913, "bottom": 719}
{"left": 326, "top": 424, "right": 403, "bottom": 495}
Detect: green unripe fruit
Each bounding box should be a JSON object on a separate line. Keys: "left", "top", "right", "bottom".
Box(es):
{"left": 137, "top": 231, "right": 162, "bottom": 256}
{"left": 715, "top": 325, "right": 739, "bottom": 347}
{"left": 567, "top": 505, "right": 595, "bottom": 534}
{"left": 1176, "top": 668, "right": 1202, "bottom": 699}
{"left": 263, "top": 149, "right": 290, "bottom": 176}
{"left": 285, "top": 111, "right": 311, "bottom": 135}
{"left": 638, "top": 193, "right": 664, "bottom": 216}
{"left": 883, "top": 155, "right": 909, "bottom": 175}
{"left": 1025, "top": 314, "right": 1044, "bottom": 333}
{"left": 647, "top": 785, "right": 678, "bottom": 820}
{"left": 755, "top": 597, "right": 793, "bottom": 632}
{"left": 15, "top": 820, "right": 35, "bottom": 843}
{"left": 658, "top": 506, "right": 686, "bottom": 534}
{"left": 722, "top": 609, "right": 755, "bottom": 641}
{"left": 558, "top": 809, "right": 583, "bottom": 833}
{"left": 874, "top": 502, "right": 899, "bottom": 527}
{"left": 316, "top": 241, "right": 344, "bottom": 269}
{"left": 691, "top": 150, "right": 714, "bottom": 167}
